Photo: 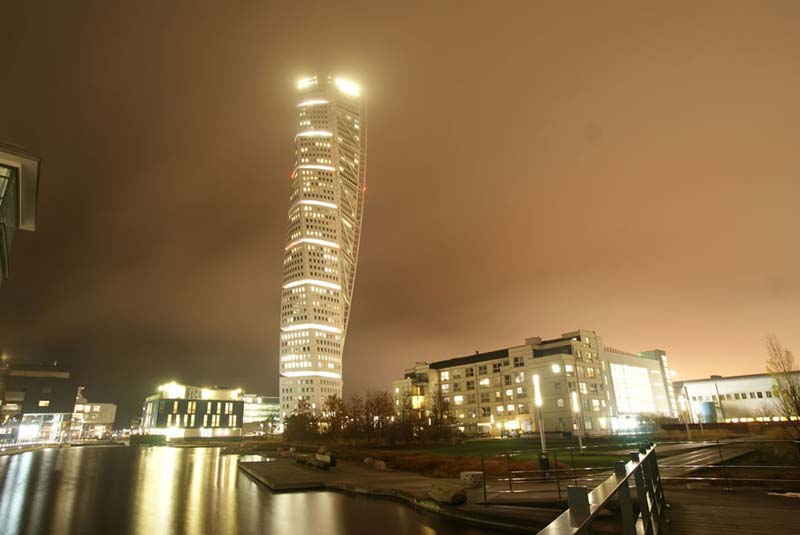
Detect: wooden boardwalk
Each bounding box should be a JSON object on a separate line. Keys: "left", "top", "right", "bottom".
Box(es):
{"left": 665, "top": 488, "right": 800, "bottom": 534}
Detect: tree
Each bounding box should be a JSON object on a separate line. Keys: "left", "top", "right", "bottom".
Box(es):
{"left": 321, "top": 394, "right": 347, "bottom": 439}
{"left": 365, "top": 390, "right": 395, "bottom": 443}
{"left": 766, "top": 335, "right": 800, "bottom": 437}
{"left": 283, "top": 399, "right": 319, "bottom": 442}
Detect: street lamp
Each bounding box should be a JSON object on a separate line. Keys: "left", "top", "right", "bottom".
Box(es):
{"left": 571, "top": 391, "right": 583, "bottom": 449}
{"left": 533, "top": 374, "right": 546, "bottom": 451}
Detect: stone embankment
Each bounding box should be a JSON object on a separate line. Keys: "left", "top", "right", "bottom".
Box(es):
{"left": 239, "top": 453, "right": 560, "bottom": 533}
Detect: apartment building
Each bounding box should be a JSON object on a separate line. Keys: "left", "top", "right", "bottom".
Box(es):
{"left": 393, "top": 329, "right": 676, "bottom": 436}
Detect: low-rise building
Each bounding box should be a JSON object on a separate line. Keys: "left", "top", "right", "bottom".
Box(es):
{"left": 242, "top": 394, "right": 280, "bottom": 435}
{"left": 674, "top": 373, "right": 799, "bottom": 423}
{"left": 392, "top": 329, "right": 677, "bottom": 436}
{"left": 140, "top": 382, "right": 244, "bottom": 440}
{"left": 70, "top": 387, "right": 117, "bottom": 440}
{"left": 0, "top": 361, "right": 77, "bottom": 444}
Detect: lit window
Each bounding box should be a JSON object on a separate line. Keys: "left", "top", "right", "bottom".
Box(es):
{"left": 38, "top": 400, "right": 50, "bottom": 407}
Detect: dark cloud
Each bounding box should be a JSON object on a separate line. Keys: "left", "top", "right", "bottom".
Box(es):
{"left": 1, "top": 1, "right": 798, "bottom": 423}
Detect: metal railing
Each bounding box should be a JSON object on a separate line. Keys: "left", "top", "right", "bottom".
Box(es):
{"left": 537, "top": 446, "right": 667, "bottom": 535}
{"left": 477, "top": 437, "right": 800, "bottom": 502}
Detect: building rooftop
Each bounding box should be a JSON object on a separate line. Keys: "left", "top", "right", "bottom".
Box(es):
{"left": 428, "top": 348, "right": 509, "bottom": 369}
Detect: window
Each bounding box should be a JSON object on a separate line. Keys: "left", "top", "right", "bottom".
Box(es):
{"left": 734, "top": 393, "right": 740, "bottom": 400}
{"left": 565, "top": 364, "right": 574, "bottom": 375}
{"left": 749, "top": 392, "right": 756, "bottom": 399}
{"left": 517, "top": 403, "right": 528, "bottom": 414}
{"left": 453, "top": 369, "right": 462, "bottom": 379}
{"left": 557, "top": 398, "right": 565, "bottom": 408}
{"left": 466, "top": 380, "right": 475, "bottom": 391}
{"left": 453, "top": 382, "right": 461, "bottom": 392}
{"left": 467, "top": 394, "right": 476, "bottom": 404}
{"left": 454, "top": 395, "right": 464, "bottom": 405}
{"left": 440, "top": 371, "right": 450, "bottom": 381}
{"left": 492, "top": 363, "right": 502, "bottom": 374}
{"left": 494, "top": 391, "right": 502, "bottom": 401}
{"left": 757, "top": 391, "right": 764, "bottom": 399}
{"left": 514, "top": 371, "right": 525, "bottom": 383}
{"left": 513, "top": 356, "right": 524, "bottom": 368}
{"left": 506, "top": 404, "right": 515, "bottom": 413}
{"left": 504, "top": 375, "right": 512, "bottom": 385}
{"left": 478, "top": 365, "right": 488, "bottom": 375}
{"left": 38, "top": 400, "right": 50, "bottom": 407}
{"left": 505, "top": 389, "right": 513, "bottom": 399}
{"left": 465, "top": 367, "right": 474, "bottom": 377}
{"left": 495, "top": 405, "right": 504, "bottom": 414}
{"left": 766, "top": 391, "right": 773, "bottom": 398}
{"left": 592, "top": 399, "right": 601, "bottom": 411}
{"left": 740, "top": 393, "right": 747, "bottom": 400}
{"left": 481, "top": 407, "right": 491, "bottom": 417}
{"left": 441, "top": 383, "right": 450, "bottom": 393}
{"left": 479, "top": 378, "right": 490, "bottom": 387}
{"left": 480, "top": 392, "right": 490, "bottom": 403}
{"left": 580, "top": 382, "right": 588, "bottom": 395}
{"left": 516, "top": 386, "right": 527, "bottom": 398}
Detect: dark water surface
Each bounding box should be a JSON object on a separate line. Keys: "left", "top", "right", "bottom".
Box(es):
{"left": 0, "top": 446, "right": 494, "bottom": 535}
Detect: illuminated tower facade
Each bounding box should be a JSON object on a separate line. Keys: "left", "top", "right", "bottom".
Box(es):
{"left": 279, "top": 75, "right": 366, "bottom": 417}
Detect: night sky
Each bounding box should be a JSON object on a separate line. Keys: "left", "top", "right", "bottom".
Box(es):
{"left": 1, "top": 1, "right": 798, "bottom": 424}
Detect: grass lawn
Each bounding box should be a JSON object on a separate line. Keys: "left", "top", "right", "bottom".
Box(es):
{"left": 418, "top": 435, "right": 655, "bottom": 468}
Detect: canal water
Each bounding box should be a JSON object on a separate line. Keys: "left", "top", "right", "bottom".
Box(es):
{"left": 0, "top": 446, "right": 494, "bottom": 535}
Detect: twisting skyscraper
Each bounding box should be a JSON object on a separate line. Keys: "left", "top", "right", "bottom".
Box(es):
{"left": 278, "top": 75, "right": 366, "bottom": 417}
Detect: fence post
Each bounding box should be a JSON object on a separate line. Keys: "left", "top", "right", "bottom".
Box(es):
{"left": 554, "top": 449, "right": 562, "bottom": 502}
{"left": 481, "top": 455, "right": 487, "bottom": 505}
{"left": 570, "top": 447, "right": 577, "bottom": 485}
{"left": 505, "top": 453, "right": 513, "bottom": 491}
{"left": 716, "top": 439, "right": 734, "bottom": 492}
{"left": 630, "top": 451, "right": 653, "bottom": 535}
{"left": 567, "top": 485, "right": 590, "bottom": 528}
{"left": 614, "top": 461, "right": 636, "bottom": 535}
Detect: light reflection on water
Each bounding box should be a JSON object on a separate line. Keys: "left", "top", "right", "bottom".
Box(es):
{"left": 0, "top": 446, "right": 492, "bottom": 535}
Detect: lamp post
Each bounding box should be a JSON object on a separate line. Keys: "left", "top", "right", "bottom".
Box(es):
{"left": 678, "top": 395, "right": 692, "bottom": 441}
{"left": 533, "top": 374, "right": 546, "bottom": 451}
{"left": 571, "top": 391, "right": 583, "bottom": 449}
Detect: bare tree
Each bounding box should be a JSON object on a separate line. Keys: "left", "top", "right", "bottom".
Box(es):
{"left": 766, "top": 335, "right": 800, "bottom": 437}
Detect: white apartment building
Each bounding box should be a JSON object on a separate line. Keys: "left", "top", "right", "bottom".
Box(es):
{"left": 278, "top": 75, "right": 367, "bottom": 417}
{"left": 675, "top": 373, "right": 799, "bottom": 423}
{"left": 393, "top": 329, "right": 677, "bottom": 436}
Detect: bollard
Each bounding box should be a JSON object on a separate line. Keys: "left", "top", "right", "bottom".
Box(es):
{"left": 567, "top": 485, "right": 591, "bottom": 527}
